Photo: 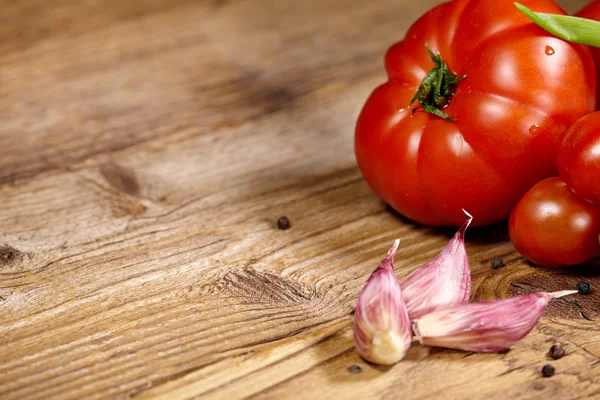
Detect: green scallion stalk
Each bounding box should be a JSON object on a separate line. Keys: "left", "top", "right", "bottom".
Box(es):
{"left": 515, "top": 2, "right": 600, "bottom": 48}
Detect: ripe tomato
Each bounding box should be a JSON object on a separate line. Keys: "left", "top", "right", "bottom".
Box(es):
{"left": 509, "top": 177, "right": 600, "bottom": 268}
{"left": 557, "top": 112, "right": 600, "bottom": 205}
{"left": 355, "top": 0, "right": 596, "bottom": 227}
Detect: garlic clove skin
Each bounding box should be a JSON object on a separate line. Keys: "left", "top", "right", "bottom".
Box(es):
{"left": 400, "top": 210, "right": 472, "bottom": 319}
{"left": 354, "top": 240, "right": 412, "bottom": 365}
{"left": 412, "top": 290, "right": 578, "bottom": 353}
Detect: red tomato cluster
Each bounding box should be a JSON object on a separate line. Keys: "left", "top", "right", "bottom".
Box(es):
{"left": 355, "top": 0, "right": 600, "bottom": 268}
{"left": 354, "top": 0, "right": 596, "bottom": 227}
{"left": 508, "top": 4, "right": 600, "bottom": 268}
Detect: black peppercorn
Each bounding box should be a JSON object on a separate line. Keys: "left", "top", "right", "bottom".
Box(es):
{"left": 548, "top": 345, "right": 566, "bottom": 360}
{"left": 541, "top": 364, "right": 555, "bottom": 377}
{"left": 576, "top": 281, "right": 591, "bottom": 295}
{"left": 491, "top": 256, "right": 505, "bottom": 269}
{"left": 277, "top": 216, "right": 291, "bottom": 230}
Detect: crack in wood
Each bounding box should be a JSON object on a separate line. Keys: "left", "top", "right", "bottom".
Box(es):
{"left": 509, "top": 282, "right": 528, "bottom": 291}
{"left": 575, "top": 302, "right": 594, "bottom": 321}
{"left": 497, "top": 365, "right": 525, "bottom": 377}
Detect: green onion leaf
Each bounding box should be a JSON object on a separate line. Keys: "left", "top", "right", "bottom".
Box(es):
{"left": 515, "top": 2, "right": 600, "bottom": 48}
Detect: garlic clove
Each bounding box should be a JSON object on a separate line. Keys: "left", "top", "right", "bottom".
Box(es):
{"left": 400, "top": 210, "right": 473, "bottom": 319}
{"left": 412, "top": 290, "right": 578, "bottom": 353}
{"left": 354, "top": 240, "right": 412, "bottom": 365}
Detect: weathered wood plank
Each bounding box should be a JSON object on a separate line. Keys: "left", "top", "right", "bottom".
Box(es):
{"left": 0, "top": 0, "right": 435, "bottom": 185}
{"left": 0, "top": 0, "right": 598, "bottom": 399}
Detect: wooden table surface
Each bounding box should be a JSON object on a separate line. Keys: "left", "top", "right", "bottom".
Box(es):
{"left": 1, "top": 0, "right": 599, "bottom": 399}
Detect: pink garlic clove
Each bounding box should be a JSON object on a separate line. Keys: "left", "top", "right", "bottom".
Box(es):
{"left": 354, "top": 240, "right": 412, "bottom": 365}
{"left": 412, "top": 290, "right": 578, "bottom": 353}
{"left": 400, "top": 210, "right": 473, "bottom": 319}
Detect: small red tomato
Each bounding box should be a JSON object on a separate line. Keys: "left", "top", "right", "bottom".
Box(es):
{"left": 509, "top": 177, "right": 600, "bottom": 268}
{"left": 557, "top": 112, "right": 600, "bottom": 205}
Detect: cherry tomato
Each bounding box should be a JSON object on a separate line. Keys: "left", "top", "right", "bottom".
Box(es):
{"left": 557, "top": 112, "right": 600, "bottom": 205}
{"left": 509, "top": 177, "right": 600, "bottom": 268}
{"left": 355, "top": 0, "right": 595, "bottom": 227}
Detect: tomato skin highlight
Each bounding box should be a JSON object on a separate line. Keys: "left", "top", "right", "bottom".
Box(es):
{"left": 557, "top": 112, "right": 600, "bottom": 205}
{"left": 509, "top": 177, "right": 600, "bottom": 268}
{"left": 355, "top": 0, "right": 596, "bottom": 227}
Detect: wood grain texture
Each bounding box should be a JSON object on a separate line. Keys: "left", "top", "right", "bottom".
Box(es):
{"left": 0, "top": 0, "right": 598, "bottom": 399}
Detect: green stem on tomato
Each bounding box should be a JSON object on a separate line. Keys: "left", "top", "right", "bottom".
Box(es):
{"left": 409, "top": 46, "right": 465, "bottom": 122}
{"left": 515, "top": 2, "right": 600, "bottom": 47}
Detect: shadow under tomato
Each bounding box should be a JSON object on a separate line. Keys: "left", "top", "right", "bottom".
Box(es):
{"left": 385, "top": 203, "right": 510, "bottom": 244}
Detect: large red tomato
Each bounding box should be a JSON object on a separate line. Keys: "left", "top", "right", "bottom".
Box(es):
{"left": 355, "top": 0, "right": 596, "bottom": 227}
